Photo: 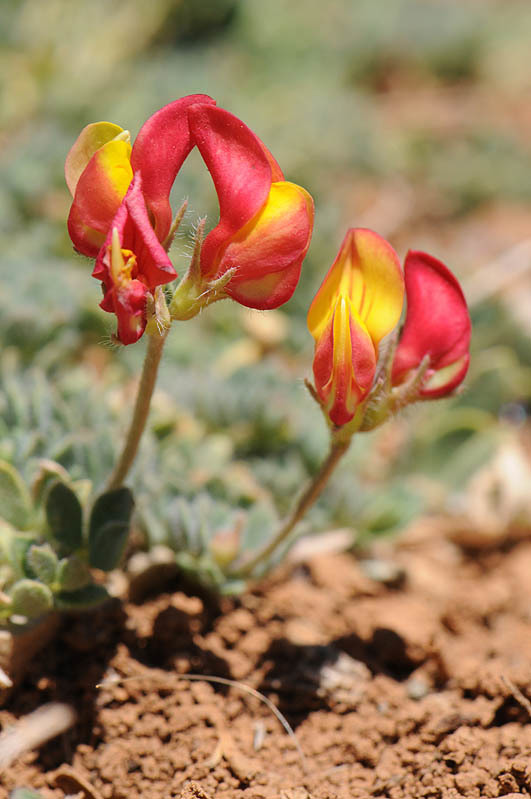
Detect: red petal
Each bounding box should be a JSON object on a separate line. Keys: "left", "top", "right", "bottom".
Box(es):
{"left": 93, "top": 174, "right": 176, "bottom": 290}
{"left": 131, "top": 94, "right": 216, "bottom": 241}
{"left": 219, "top": 181, "right": 314, "bottom": 309}
{"left": 227, "top": 260, "right": 302, "bottom": 310}
{"left": 392, "top": 250, "right": 471, "bottom": 395}
{"left": 113, "top": 280, "right": 149, "bottom": 345}
{"left": 188, "top": 104, "right": 274, "bottom": 278}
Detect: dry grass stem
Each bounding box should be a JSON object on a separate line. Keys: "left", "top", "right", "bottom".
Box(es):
{"left": 97, "top": 671, "right": 307, "bottom": 773}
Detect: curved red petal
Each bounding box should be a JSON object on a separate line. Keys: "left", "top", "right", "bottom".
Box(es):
{"left": 188, "top": 104, "right": 274, "bottom": 278}
{"left": 392, "top": 250, "right": 471, "bottom": 392}
{"left": 227, "top": 260, "right": 302, "bottom": 310}
{"left": 130, "top": 94, "right": 216, "bottom": 241}
{"left": 419, "top": 354, "right": 471, "bottom": 398}
{"left": 219, "top": 181, "right": 314, "bottom": 309}
{"left": 112, "top": 279, "right": 149, "bottom": 345}
{"left": 93, "top": 174, "right": 176, "bottom": 290}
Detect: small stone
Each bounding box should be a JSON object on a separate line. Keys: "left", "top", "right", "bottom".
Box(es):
{"left": 360, "top": 558, "right": 406, "bottom": 588}
{"left": 407, "top": 676, "right": 430, "bottom": 700}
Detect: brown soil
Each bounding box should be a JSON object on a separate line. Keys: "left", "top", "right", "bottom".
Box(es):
{"left": 2, "top": 522, "right": 531, "bottom": 799}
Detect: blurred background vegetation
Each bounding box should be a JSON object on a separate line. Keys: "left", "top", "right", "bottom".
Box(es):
{"left": 1, "top": 0, "right": 531, "bottom": 570}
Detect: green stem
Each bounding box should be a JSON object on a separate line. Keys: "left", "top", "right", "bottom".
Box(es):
{"left": 106, "top": 329, "right": 168, "bottom": 490}
{"left": 234, "top": 436, "right": 351, "bottom": 578}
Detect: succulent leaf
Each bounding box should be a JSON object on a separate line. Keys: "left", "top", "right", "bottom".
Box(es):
{"left": 88, "top": 487, "right": 134, "bottom": 571}
{"left": 55, "top": 583, "right": 109, "bottom": 610}
{"left": 10, "top": 534, "right": 36, "bottom": 580}
{"left": 0, "top": 460, "right": 32, "bottom": 529}
{"left": 31, "top": 459, "right": 71, "bottom": 506}
{"left": 26, "top": 544, "right": 58, "bottom": 586}
{"left": 45, "top": 481, "right": 84, "bottom": 551}
{"left": 56, "top": 555, "right": 92, "bottom": 591}
{"left": 10, "top": 578, "right": 54, "bottom": 619}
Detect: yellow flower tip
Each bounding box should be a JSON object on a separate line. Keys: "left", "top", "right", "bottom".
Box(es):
{"left": 65, "top": 121, "right": 127, "bottom": 196}
{"left": 307, "top": 227, "right": 404, "bottom": 347}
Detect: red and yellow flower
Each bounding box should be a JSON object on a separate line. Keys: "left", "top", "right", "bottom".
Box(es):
{"left": 66, "top": 96, "right": 314, "bottom": 343}
{"left": 308, "top": 231, "right": 471, "bottom": 429}
{"left": 65, "top": 95, "right": 215, "bottom": 344}
{"left": 307, "top": 228, "right": 404, "bottom": 427}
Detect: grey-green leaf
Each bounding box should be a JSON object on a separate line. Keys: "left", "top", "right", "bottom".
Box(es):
{"left": 10, "top": 534, "right": 35, "bottom": 579}
{"left": 45, "top": 481, "right": 83, "bottom": 551}
{"left": 56, "top": 555, "right": 92, "bottom": 592}
{"left": 88, "top": 488, "right": 134, "bottom": 571}
{"left": 55, "top": 583, "right": 109, "bottom": 610}
{"left": 26, "top": 543, "right": 58, "bottom": 585}
{"left": 0, "top": 460, "right": 32, "bottom": 529}
{"left": 88, "top": 520, "right": 130, "bottom": 571}
{"left": 10, "top": 579, "right": 54, "bottom": 619}
{"left": 89, "top": 487, "right": 134, "bottom": 536}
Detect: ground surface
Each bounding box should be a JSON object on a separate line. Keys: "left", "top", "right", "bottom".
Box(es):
{"left": 2, "top": 521, "right": 531, "bottom": 799}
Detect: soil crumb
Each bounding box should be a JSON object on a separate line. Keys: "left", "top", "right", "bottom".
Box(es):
{"left": 2, "top": 522, "right": 531, "bottom": 799}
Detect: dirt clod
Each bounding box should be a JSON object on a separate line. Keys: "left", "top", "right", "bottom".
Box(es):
{"left": 2, "top": 530, "right": 531, "bottom": 799}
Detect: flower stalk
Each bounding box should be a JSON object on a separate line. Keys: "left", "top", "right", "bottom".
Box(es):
{"left": 106, "top": 327, "right": 168, "bottom": 490}
{"left": 233, "top": 434, "right": 352, "bottom": 578}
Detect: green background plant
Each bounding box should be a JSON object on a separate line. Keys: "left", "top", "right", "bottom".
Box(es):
{"left": 1, "top": 0, "right": 531, "bottom": 597}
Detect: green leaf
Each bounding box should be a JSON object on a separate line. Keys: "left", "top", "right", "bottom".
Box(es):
{"left": 0, "top": 460, "right": 32, "bottom": 529}
{"left": 26, "top": 543, "right": 58, "bottom": 585}
{"left": 55, "top": 583, "right": 109, "bottom": 610}
{"left": 0, "top": 518, "right": 16, "bottom": 562}
{"left": 45, "top": 481, "right": 83, "bottom": 551}
{"left": 88, "top": 488, "right": 134, "bottom": 571}
{"left": 10, "top": 534, "right": 35, "bottom": 579}
{"left": 10, "top": 579, "right": 54, "bottom": 619}
{"left": 88, "top": 520, "right": 130, "bottom": 571}
{"left": 56, "top": 555, "right": 92, "bottom": 592}
{"left": 31, "top": 459, "right": 71, "bottom": 506}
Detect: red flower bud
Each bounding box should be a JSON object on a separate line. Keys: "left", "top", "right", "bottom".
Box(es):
{"left": 308, "top": 229, "right": 404, "bottom": 426}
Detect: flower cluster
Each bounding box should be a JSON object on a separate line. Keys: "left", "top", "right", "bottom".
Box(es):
{"left": 59, "top": 98, "right": 476, "bottom": 592}
{"left": 65, "top": 96, "right": 314, "bottom": 343}
{"left": 307, "top": 228, "right": 471, "bottom": 429}
{"left": 65, "top": 100, "right": 471, "bottom": 451}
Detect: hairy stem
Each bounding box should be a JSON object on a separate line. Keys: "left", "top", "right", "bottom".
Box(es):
{"left": 234, "top": 437, "right": 351, "bottom": 578}
{"left": 106, "top": 329, "right": 168, "bottom": 490}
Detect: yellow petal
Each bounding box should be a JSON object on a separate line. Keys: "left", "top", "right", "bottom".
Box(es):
{"left": 65, "top": 121, "right": 130, "bottom": 196}
{"left": 308, "top": 228, "right": 404, "bottom": 346}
